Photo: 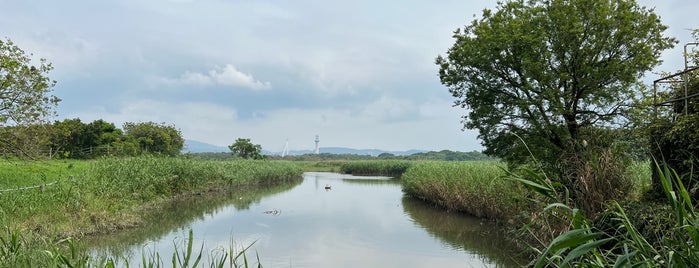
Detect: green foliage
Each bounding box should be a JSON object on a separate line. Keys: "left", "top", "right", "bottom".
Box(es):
{"left": 0, "top": 157, "right": 300, "bottom": 267}
{"left": 123, "top": 122, "right": 184, "bottom": 156}
{"left": 436, "top": 0, "right": 676, "bottom": 167}
{"left": 0, "top": 157, "right": 301, "bottom": 238}
{"left": 228, "top": 138, "right": 263, "bottom": 159}
{"left": 0, "top": 123, "right": 52, "bottom": 159}
{"left": 1, "top": 119, "right": 185, "bottom": 159}
{"left": 522, "top": 161, "right": 699, "bottom": 267}
{"left": 403, "top": 150, "right": 496, "bottom": 161}
{"left": 0, "top": 38, "right": 59, "bottom": 126}
{"left": 262, "top": 150, "right": 494, "bottom": 162}
{"left": 48, "top": 119, "right": 126, "bottom": 159}
{"left": 401, "top": 161, "right": 525, "bottom": 221}
{"left": 649, "top": 31, "right": 699, "bottom": 200}
{"left": 0, "top": 38, "right": 60, "bottom": 158}
{"left": 340, "top": 160, "right": 412, "bottom": 177}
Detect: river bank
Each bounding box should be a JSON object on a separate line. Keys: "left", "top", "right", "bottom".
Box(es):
{"left": 0, "top": 156, "right": 302, "bottom": 266}
{"left": 1, "top": 157, "right": 659, "bottom": 266}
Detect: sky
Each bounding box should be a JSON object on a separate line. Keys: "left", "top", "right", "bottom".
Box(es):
{"left": 1, "top": 0, "right": 698, "bottom": 153}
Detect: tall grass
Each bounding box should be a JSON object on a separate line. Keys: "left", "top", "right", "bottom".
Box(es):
{"left": 1, "top": 157, "right": 301, "bottom": 237}
{"left": 0, "top": 159, "right": 90, "bottom": 187}
{"left": 294, "top": 160, "right": 345, "bottom": 172}
{"left": 401, "top": 161, "right": 526, "bottom": 221}
{"left": 340, "top": 160, "right": 412, "bottom": 177}
{"left": 517, "top": 161, "right": 699, "bottom": 267}
{"left": 0, "top": 156, "right": 302, "bottom": 264}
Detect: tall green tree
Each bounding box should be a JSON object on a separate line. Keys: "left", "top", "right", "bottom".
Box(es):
{"left": 49, "top": 118, "right": 87, "bottom": 158}
{"left": 229, "top": 138, "right": 263, "bottom": 159}
{"left": 436, "top": 0, "right": 676, "bottom": 167}
{"left": 0, "top": 38, "right": 59, "bottom": 125}
{"left": 0, "top": 38, "right": 60, "bottom": 157}
{"left": 123, "top": 121, "right": 184, "bottom": 156}
{"left": 49, "top": 119, "right": 124, "bottom": 158}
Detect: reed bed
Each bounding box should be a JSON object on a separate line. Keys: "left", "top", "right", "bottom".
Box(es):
{"left": 87, "top": 157, "right": 302, "bottom": 202}
{"left": 401, "top": 161, "right": 527, "bottom": 221}
{"left": 0, "top": 156, "right": 302, "bottom": 239}
{"left": 340, "top": 160, "right": 412, "bottom": 177}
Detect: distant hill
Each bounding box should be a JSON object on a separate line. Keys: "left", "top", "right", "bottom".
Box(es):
{"left": 182, "top": 140, "right": 228, "bottom": 153}
{"left": 310, "top": 147, "right": 426, "bottom": 156}
{"left": 183, "top": 140, "right": 426, "bottom": 156}
{"left": 184, "top": 140, "right": 493, "bottom": 161}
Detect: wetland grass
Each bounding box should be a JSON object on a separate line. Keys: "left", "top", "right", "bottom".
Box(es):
{"left": 0, "top": 156, "right": 302, "bottom": 267}
{"left": 401, "top": 161, "right": 526, "bottom": 221}
{"left": 340, "top": 160, "right": 412, "bottom": 177}
{"left": 526, "top": 162, "right": 699, "bottom": 267}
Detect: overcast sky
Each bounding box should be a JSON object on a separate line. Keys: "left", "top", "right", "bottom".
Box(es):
{"left": 2, "top": 0, "right": 697, "bottom": 152}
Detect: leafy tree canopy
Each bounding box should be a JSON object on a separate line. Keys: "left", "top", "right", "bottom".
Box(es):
{"left": 0, "top": 38, "right": 59, "bottom": 126}
{"left": 229, "top": 138, "right": 264, "bottom": 159}
{"left": 436, "top": 0, "right": 676, "bottom": 166}
{"left": 123, "top": 121, "right": 184, "bottom": 156}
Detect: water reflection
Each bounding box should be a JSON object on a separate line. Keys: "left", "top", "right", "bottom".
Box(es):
{"left": 85, "top": 177, "right": 302, "bottom": 258}
{"left": 401, "top": 196, "right": 526, "bottom": 267}
{"left": 342, "top": 178, "right": 401, "bottom": 186}
{"left": 85, "top": 173, "right": 524, "bottom": 267}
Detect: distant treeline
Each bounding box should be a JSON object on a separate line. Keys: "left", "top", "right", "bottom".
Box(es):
{"left": 0, "top": 119, "right": 184, "bottom": 159}
{"left": 189, "top": 150, "right": 496, "bottom": 161}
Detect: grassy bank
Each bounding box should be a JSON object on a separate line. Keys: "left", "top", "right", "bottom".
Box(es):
{"left": 340, "top": 160, "right": 412, "bottom": 177}
{"left": 294, "top": 160, "right": 346, "bottom": 172}
{"left": 0, "top": 156, "right": 302, "bottom": 267}
{"left": 401, "top": 161, "right": 527, "bottom": 221}
{"left": 1, "top": 156, "right": 302, "bottom": 237}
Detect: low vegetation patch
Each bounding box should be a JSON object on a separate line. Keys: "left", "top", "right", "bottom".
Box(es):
{"left": 401, "top": 161, "right": 526, "bottom": 221}
{"left": 527, "top": 163, "right": 699, "bottom": 267}
{"left": 340, "top": 160, "right": 413, "bottom": 177}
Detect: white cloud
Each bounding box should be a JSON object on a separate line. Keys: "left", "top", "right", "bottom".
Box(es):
{"left": 8, "top": 33, "right": 101, "bottom": 78}
{"left": 161, "top": 64, "right": 271, "bottom": 90}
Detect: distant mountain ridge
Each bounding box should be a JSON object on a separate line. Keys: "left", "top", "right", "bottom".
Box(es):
{"left": 183, "top": 140, "right": 229, "bottom": 153}
{"left": 183, "top": 140, "right": 425, "bottom": 156}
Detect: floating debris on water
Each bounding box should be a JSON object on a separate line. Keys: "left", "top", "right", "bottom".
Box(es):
{"left": 263, "top": 209, "right": 281, "bottom": 216}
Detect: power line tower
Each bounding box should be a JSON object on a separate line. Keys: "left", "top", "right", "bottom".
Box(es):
{"left": 314, "top": 135, "right": 320, "bottom": 154}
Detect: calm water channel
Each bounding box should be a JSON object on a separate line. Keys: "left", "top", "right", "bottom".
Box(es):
{"left": 87, "top": 172, "right": 523, "bottom": 267}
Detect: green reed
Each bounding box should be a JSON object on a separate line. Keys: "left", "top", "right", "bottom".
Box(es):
{"left": 401, "top": 161, "right": 526, "bottom": 221}
{"left": 340, "top": 160, "right": 412, "bottom": 177}
{"left": 515, "top": 160, "right": 699, "bottom": 267}
{"left": 0, "top": 156, "right": 302, "bottom": 262}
